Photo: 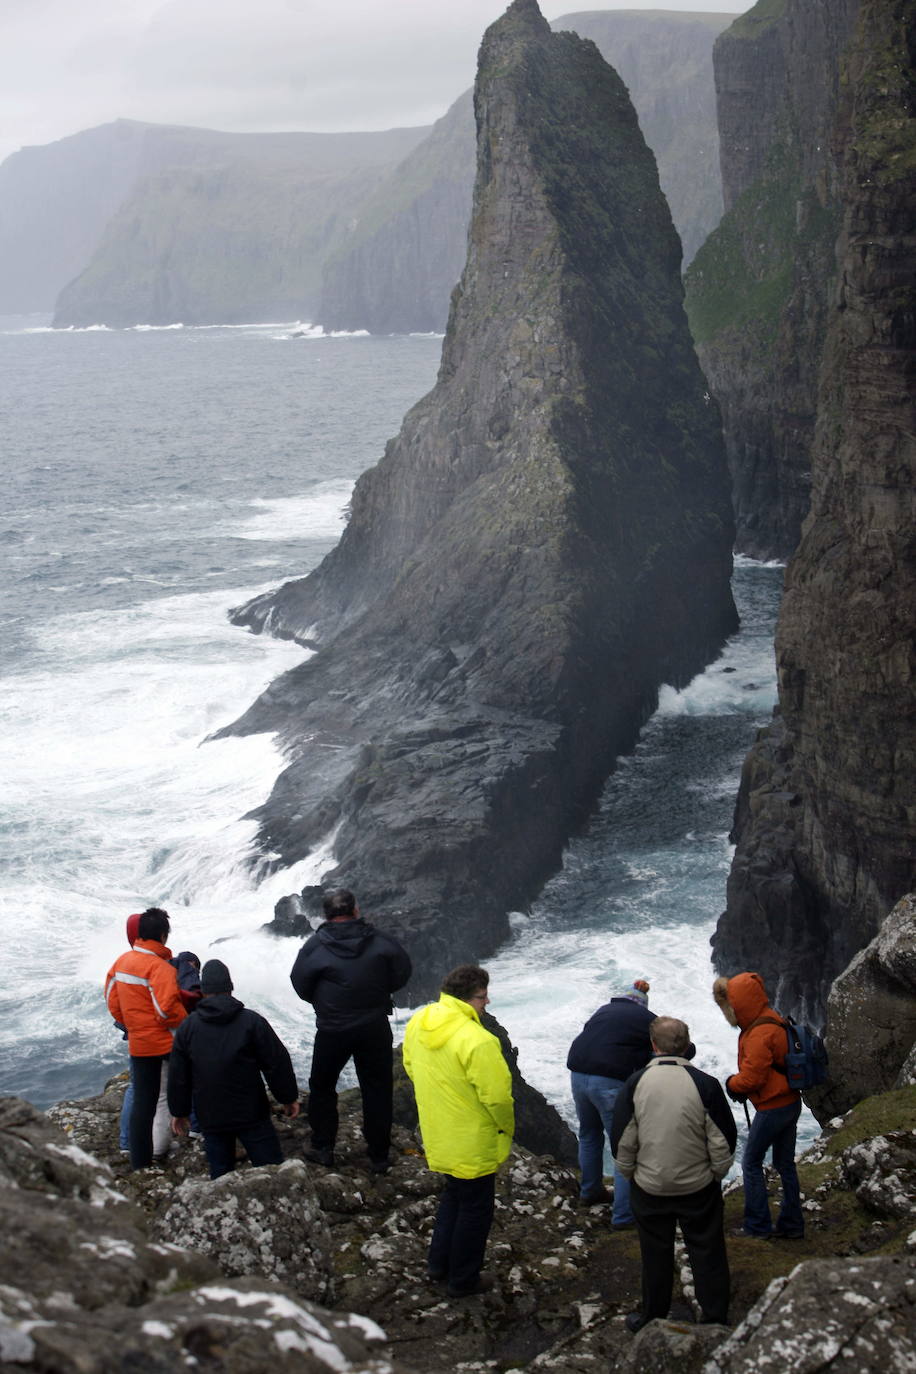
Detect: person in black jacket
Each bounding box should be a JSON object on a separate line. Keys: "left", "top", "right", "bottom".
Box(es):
{"left": 566, "top": 979, "right": 656, "bottom": 1222}
{"left": 168, "top": 959, "right": 300, "bottom": 1180}
{"left": 290, "top": 888, "right": 412, "bottom": 1172}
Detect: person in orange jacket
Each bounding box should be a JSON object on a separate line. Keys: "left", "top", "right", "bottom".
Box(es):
{"left": 105, "top": 907, "right": 186, "bottom": 1169}
{"left": 713, "top": 971, "right": 804, "bottom": 1240}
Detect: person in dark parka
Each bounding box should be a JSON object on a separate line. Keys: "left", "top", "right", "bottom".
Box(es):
{"left": 168, "top": 959, "right": 299, "bottom": 1180}
{"left": 566, "top": 979, "right": 656, "bottom": 1221}
{"left": 290, "top": 888, "right": 411, "bottom": 1172}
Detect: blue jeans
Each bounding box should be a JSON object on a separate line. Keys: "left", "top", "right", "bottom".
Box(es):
{"left": 570, "top": 1071, "right": 632, "bottom": 1224}
{"left": 742, "top": 1098, "right": 803, "bottom": 1236}
{"left": 119, "top": 1063, "right": 134, "bottom": 1150}
{"left": 203, "top": 1118, "right": 284, "bottom": 1180}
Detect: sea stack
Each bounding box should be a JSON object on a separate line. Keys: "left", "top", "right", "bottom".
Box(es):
{"left": 227, "top": 0, "right": 736, "bottom": 994}
{"left": 712, "top": 0, "right": 916, "bottom": 1024}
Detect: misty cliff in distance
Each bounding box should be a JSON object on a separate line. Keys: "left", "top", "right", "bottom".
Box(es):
{"left": 49, "top": 124, "right": 429, "bottom": 328}
{"left": 224, "top": 0, "right": 737, "bottom": 997}
{"left": 319, "top": 7, "right": 734, "bottom": 334}
{"left": 0, "top": 119, "right": 427, "bottom": 320}
{"left": 712, "top": 0, "right": 916, "bottom": 1023}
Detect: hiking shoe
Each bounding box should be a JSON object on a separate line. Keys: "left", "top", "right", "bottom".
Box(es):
{"left": 305, "top": 1146, "right": 335, "bottom": 1168}
{"left": 447, "top": 1274, "right": 494, "bottom": 1299}
{"left": 771, "top": 1228, "right": 804, "bottom": 1240}
{"left": 611, "top": 1220, "right": 635, "bottom": 1232}
{"left": 369, "top": 1156, "right": 390, "bottom": 1174}
{"left": 577, "top": 1186, "right": 612, "bottom": 1207}
{"left": 625, "top": 1312, "right": 650, "bottom": 1334}
{"left": 426, "top": 1268, "right": 447, "bottom": 1284}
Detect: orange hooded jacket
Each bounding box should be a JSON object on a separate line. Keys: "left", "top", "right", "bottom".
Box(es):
{"left": 105, "top": 937, "right": 186, "bottom": 1056}
{"left": 725, "top": 972, "right": 798, "bottom": 1112}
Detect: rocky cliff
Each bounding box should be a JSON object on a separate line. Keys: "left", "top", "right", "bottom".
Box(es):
{"left": 320, "top": 8, "right": 734, "bottom": 334}
{"left": 684, "top": 0, "right": 860, "bottom": 559}
{"left": 711, "top": 0, "right": 916, "bottom": 1023}
{"left": 225, "top": 0, "right": 737, "bottom": 999}
{"left": 48, "top": 124, "right": 429, "bottom": 328}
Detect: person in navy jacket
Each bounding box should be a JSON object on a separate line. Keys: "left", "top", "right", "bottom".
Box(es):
{"left": 566, "top": 979, "right": 656, "bottom": 1222}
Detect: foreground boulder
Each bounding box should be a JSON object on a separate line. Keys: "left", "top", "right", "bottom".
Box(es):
{"left": 225, "top": 0, "right": 736, "bottom": 999}
{"left": 708, "top": 1256, "right": 916, "bottom": 1373}
{"left": 807, "top": 893, "right": 916, "bottom": 1123}
{"left": 0, "top": 1097, "right": 397, "bottom": 1373}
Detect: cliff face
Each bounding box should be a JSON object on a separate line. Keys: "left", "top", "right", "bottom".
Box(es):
{"left": 712, "top": 0, "right": 916, "bottom": 1024}
{"left": 49, "top": 125, "right": 429, "bottom": 328}
{"left": 685, "top": 0, "right": 860, "bottom": 559}
{"left": 318, "top": 8, "right": 734, "bottom": 334}
{"left": 226, "top": 0, "right": 736, "bottom": 997}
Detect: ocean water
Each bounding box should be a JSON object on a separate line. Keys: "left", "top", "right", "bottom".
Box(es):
{"left": 0, "top": 315, "right": 794, "bottom": 1152}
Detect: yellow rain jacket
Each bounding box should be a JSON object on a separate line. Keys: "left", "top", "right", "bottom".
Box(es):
{"left": 402, "top": 992, "right": 514, "bottom": 1178}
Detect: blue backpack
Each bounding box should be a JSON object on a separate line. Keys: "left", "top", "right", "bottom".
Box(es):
{"left": 754, "top": 1014, "right": 828, "bottom": 1092}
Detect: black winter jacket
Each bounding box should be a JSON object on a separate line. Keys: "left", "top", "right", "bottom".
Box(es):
{"left": 566, "top": 998, "right": 657, "bottom": 1081}
{"left": 167, "top": 994, "right": 298, "bottom": 1133}
{"left": 289, "top": 918, "right": 411, "bottom": 1032}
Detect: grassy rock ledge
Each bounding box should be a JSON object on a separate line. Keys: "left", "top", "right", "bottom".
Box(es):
{"left": 223, "top": 0, "right": 737, "bottom": 997}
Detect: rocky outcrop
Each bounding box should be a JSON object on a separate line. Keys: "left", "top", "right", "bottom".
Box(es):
{"left": 11, "top": 1068, "right": 916, "bottom": 1372}
{"left": 226, "top": 0, "right": 736, "bottom": 999}
{"left": 707, "top": 1255, "right": 916, "bottom": 1373}
{"left": 685, "top": 0, "right": 860, "bottom": 559}
{"left": 319, "top": 8, "right": 733, "bottom": 334}
{"left": 711, "top": 0, "right": 916, "bottom": 1020}
{"left": 806, "top": 895, "right": 916, "bottom": 1123}
{"left": 0, "top": 1096, "right": 397, "bottom": 1373}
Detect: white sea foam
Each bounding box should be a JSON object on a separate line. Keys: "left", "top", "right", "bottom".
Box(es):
{"left": 225, "top": 482, "right": 355, "bottom": 542}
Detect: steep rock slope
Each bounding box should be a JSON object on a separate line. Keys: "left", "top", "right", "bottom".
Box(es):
{"left": 226, "top": 0, "right": 736, "bottom": 997}
{"left": 712, "top": 0, "right": 916, "bottom": 1022}
{"left": 320, "top": 7, "right": 734, "bottom": 334}
{"left": 685, "top": 0, "right": 860, "bottom": 559}
{"left": 0, "top": 119, "right": 427, "bottom": 320}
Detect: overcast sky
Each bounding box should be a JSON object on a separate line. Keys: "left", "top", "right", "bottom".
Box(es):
{"left": 0, "top": 0, "right": 747, "bottom": 166}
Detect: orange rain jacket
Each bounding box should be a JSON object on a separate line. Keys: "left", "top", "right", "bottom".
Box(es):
{"left": 725, "top": 972, "right": 798, "bottom": 1112}
{"left": 105, "top": 937, "right": 186, "bottom": 1056}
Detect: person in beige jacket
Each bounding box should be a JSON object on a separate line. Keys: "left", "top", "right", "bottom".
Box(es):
{"left": 611, "top": 1016, "right": 736, "bottom": 1332}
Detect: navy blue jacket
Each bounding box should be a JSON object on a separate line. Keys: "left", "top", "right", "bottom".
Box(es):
{"left": 289, "top": 918, "right": 412, "bottom": 1032}
{"left": 567, "top": 997, "right": 657, "bottom": 1081}
{"left": 167, "top": 994, "right": 297, "bottom": 1133}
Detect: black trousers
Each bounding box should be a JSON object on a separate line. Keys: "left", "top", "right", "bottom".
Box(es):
{"left": 630, "top": 1177, "right": 730, "bottom": 1323}
{"left": 203, "top": 1117, "right": 283, "bottom": 1180}
{"left": 427, "top": 1172, "right": 496, "bottom": 1293}
{"left": 307, "top": 1018, "right": 393, "bottom": 1161}
{"left": 129, "top": 1053, "right": 169, "bottom": 1170}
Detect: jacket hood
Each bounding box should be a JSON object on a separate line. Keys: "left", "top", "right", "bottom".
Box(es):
{"left": 317, "top": 917, "right": 374, "bottom": 958}
{"left": 125, "top": 913, "right": 142, "bottom": 946}
{"left": 412, "top": 993, "right": 479, "bottom": 1049}
{"left": 728, "top": 972, "right": 770, "bottom": 1029}
{"left": 195, "top": 993, "right": 244, "bottom": 1024}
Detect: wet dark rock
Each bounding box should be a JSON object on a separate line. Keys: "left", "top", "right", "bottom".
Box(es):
{"left": 711, "top": 0, "right": 916, "bottom": 1021}
{"left": 225, "top": 0, "right": 736, "bottom": 1001}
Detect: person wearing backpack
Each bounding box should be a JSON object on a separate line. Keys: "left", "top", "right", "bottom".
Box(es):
{"left": 712, "top": 972, "right": 804, "bottom": 1240}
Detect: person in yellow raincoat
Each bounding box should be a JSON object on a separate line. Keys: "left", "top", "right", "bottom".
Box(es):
{"left": 402, "top": 964, "right": 514, "bottom": 1298}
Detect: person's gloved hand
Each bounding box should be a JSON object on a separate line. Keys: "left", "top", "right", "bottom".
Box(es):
{"left": 725, "top": 1078, "right": 747, "bottom": 1104}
